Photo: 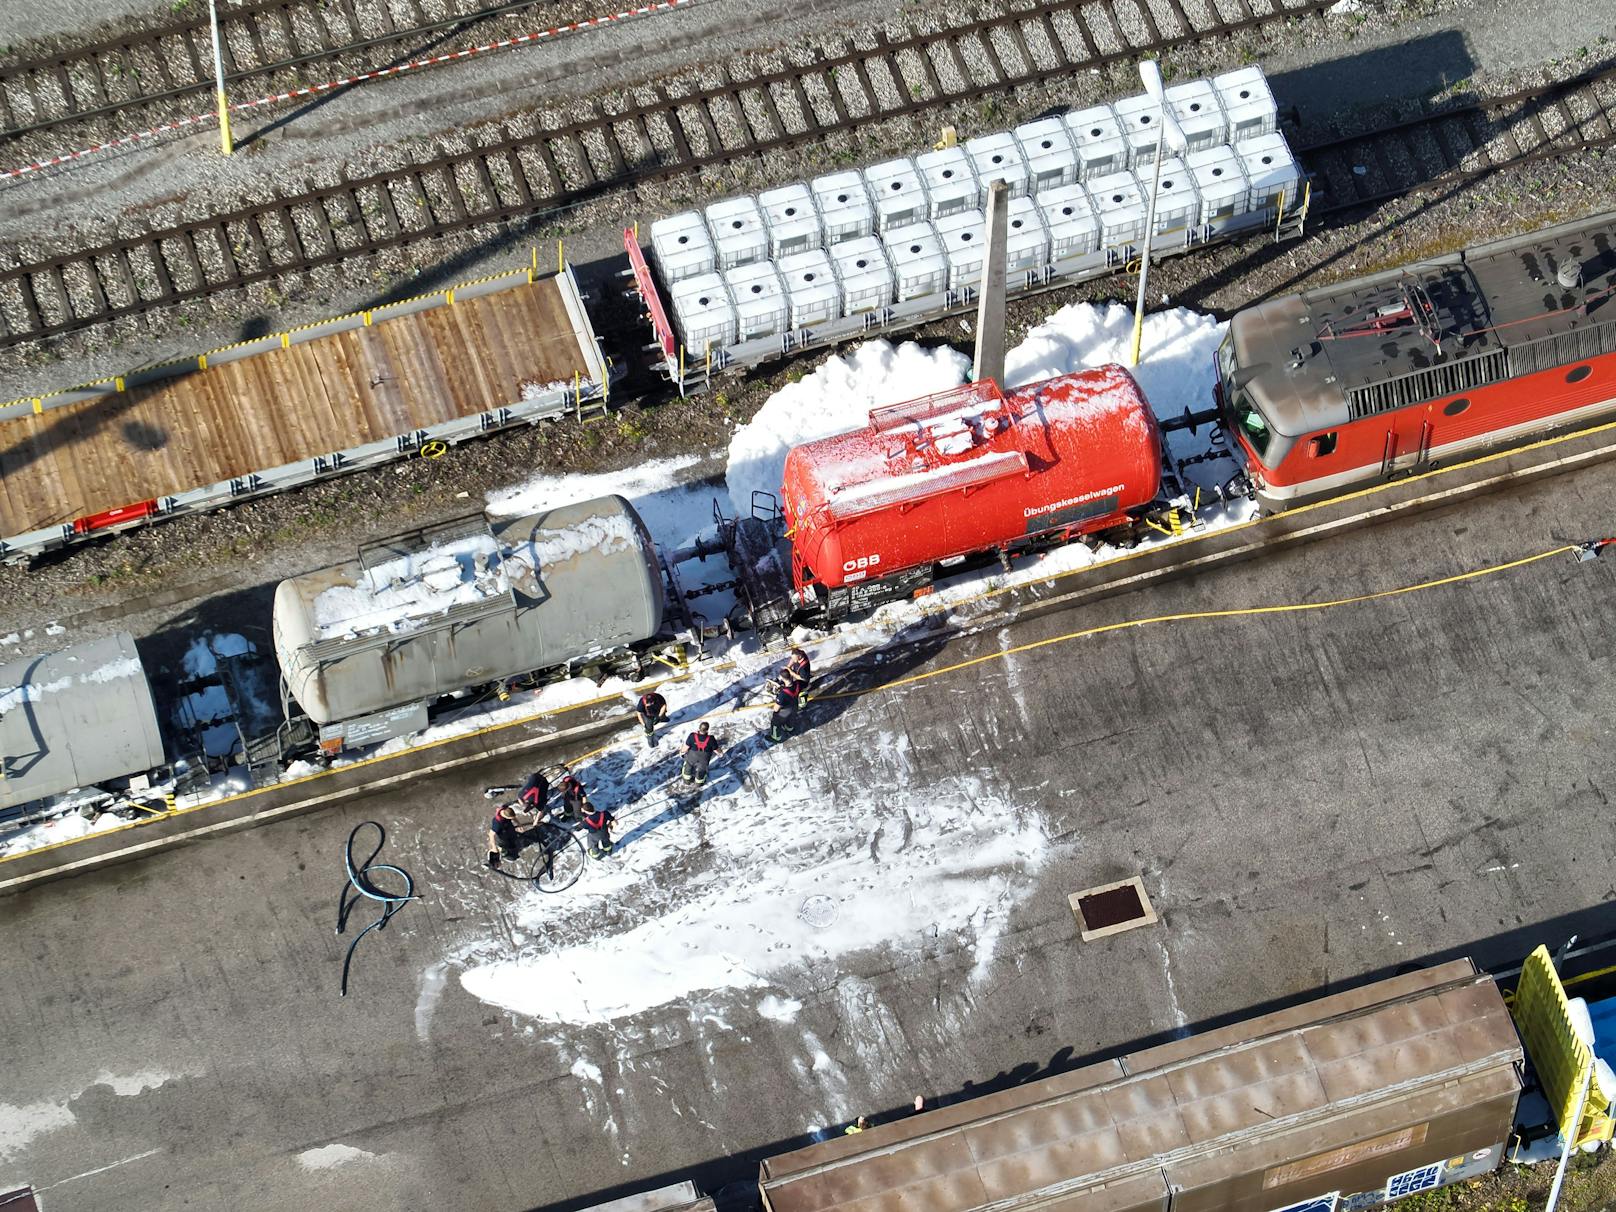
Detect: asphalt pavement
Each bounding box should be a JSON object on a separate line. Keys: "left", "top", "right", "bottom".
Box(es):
{"left": 3, "top": 457, "right": 1615, "bottom": 1210}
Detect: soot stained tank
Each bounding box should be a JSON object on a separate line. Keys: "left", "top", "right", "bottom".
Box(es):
{"left": 273, "top": 496, "right": 665, "bottom": 729}
{"left": 781, "top": 367, "right": 1161, "bottom": 593}
{"left": 0, "top": 631, "right": 165, "bottom": 814}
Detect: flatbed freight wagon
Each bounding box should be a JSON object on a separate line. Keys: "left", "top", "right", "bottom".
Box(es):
{"left": 0, "top": 262, "right": 616, "bottom": 563}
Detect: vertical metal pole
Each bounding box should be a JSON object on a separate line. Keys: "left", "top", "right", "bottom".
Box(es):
{"left": 972, "top": 178, "right": 1010, "bottom": 385}
{"left": 1545, "top": 1062, "right": 1594, "bottom": 1212}
{"left": 209, "top": 0, "right": 234, "bottom": 155}
{"left": 1128, "top": 125, "right": 1166, "bottom": 367}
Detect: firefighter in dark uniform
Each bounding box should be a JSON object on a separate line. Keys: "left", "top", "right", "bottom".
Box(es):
{"left": 557, "top": 773, "right": 589, "bottom": 823}
{"left": 517, "top": 770, "right": 549, "bottom": 815}
{"left": 680, "top": 722, "right": 719, "bottom": 784}
{"left": 635, "top": 690, "right": 669, "bottom": 740}
{"left": 581, "top": 799, "right": 616, "bottom": 858}
{"left": 768, "top": 675, "right": 804, "bottom": 743}
{"left": 485, "top": 802, "right": 545, "bottom": 869}
{"left": 782, "top": 647, "right": 812, "bottom": 693}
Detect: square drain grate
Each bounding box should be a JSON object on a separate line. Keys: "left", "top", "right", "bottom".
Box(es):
{"left": 1069, "top": 876, "right": 1157, "bottom": 941}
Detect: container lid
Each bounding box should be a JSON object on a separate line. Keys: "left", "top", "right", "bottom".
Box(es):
{"left": 777, "top": 249, "right": 840, "bottom": 303}
{"left": 965, "top": 132, "right": 1027, "bottom": 182}
{"left": 811, "top": 172, "right": 870, "bottom": 207}
{"left": 650, "top": 211, "right": 713, "bottom": 253}
{"left": 1239, "top": 132, "right": 1296, "bottom": 186}
{"left": 1014, "top": 117, "right": 1072, "bottom": 158}
{"left": 830, "top": 237, "right": 892, "bottom": 282}
{"left": 1065, "top": 104, "right": 1123, "bottom": 143}
{"left": 915, "top": 145, "right": 976, "bottom": 189}
{"left": 1186, "top": 145, "right": 1247, "bottom": 196}
{"left": 881, "top": 222, "right": 946, "bottom": 269}
{"left": 705, "top": 195, "right": 765, "bottom": 234}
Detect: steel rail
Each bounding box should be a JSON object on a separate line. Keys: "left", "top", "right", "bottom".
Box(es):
{"left": 0, "top": 0, "right": 555, "bottom": 143}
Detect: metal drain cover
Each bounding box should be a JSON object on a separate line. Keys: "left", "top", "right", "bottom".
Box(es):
{"left": 799, "top": 894, "right": 839, "bottom": 928}
{"left": 1069, "top": 876, "right": 1158, "bottom": 941}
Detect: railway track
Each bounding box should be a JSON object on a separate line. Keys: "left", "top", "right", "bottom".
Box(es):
{"left": 1297, "top": 68, "right": 1616, "bottom": 216}
{"left": 0, "top": 0, "right": 561, "bottom": 149}
{"left": 0, "top": 0, "right": 1612, "bottom": 350}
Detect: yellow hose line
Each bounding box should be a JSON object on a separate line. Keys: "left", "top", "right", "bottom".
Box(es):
{"left": 814, "top": 544, "right": 1578, "bottom": 701}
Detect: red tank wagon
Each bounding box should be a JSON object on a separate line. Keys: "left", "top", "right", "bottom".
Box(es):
{"left": 781, "top": 367, "right": 1162, "bottom": 609}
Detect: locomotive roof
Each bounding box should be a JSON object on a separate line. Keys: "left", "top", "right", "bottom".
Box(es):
{"left": 1233, "top": 210, "right": 1616, "bottom": 435}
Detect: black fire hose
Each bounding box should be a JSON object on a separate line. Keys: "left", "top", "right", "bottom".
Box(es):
{"left": 335, "top": 821, "right": 417, "bottom": 997}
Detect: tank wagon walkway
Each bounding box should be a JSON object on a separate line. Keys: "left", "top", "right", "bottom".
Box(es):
{"left": 0, "top": 270, "right": 603, "bottom": 553}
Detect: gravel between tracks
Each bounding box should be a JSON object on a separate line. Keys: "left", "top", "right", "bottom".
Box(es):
{"left": 1, "top": 0, "right": 1615, "bottom": 639}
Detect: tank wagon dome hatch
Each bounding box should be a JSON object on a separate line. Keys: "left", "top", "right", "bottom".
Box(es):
{"left": 0, "top": 631, "right": 165, "bottom": 815}
{"left": 1228, "top": 211, "right": 1616, "bottom": 445}
{"left": 782, "top": 367, "right": 1161, "bottom": 596}
{"left": 273, "top": 495, "right": 664, "bottom": 735}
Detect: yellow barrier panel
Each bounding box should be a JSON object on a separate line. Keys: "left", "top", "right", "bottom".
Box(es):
{"left": 197, "top": 354, "right": 208, "bottom": 370}
{"left": 115, "top": 376, "right": 126, "bottom": 392}
{"left": 1514, "top": 945, "right": 1616, "bottom": 1146}
{"left": 31, "top": 397, "right": 42, "bottom": 415}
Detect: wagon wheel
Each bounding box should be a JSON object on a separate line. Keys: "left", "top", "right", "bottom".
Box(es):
{"left": 525, "top": 824, "right": 586, "bottom": 893}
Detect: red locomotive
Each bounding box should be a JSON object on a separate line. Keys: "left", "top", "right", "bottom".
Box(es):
{"left": 1216, "top": 211, "right": 1616, "bottom": 511}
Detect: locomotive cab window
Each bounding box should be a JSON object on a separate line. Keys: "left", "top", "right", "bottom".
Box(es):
{"left": 1308, "top": 432, "right": 1337, "bottom": 457}
{"left": 1233, "top": 393, "right": 1272, "bottom": 457}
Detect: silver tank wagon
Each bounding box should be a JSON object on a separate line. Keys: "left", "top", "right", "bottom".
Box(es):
{"left": 273, "top": 496, "right": 666, "bottom": 740}
{"left": 0, "top": 631, "right": 166, "bottom": 815}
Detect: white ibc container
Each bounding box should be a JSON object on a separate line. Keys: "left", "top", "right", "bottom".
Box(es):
{"left": 829, "top": 237, "right": 893, "bottom": 314}
{"left": 670, "top": 273, "right": 736, "bottom": 353}
{"left": 1015, "top": 118, "right": 1077, "bottom": 194}
{"left": 1040, "top": 184, "right": 1099, "bottom": 260}
{"left": 812, "top": 172, "right": 874, "bottom": 245}
{"left": 1113, "top": 93, "right": 1175, "bottom": 168}
{"left": 1090, "top": 170, "right": 1146, "bottom": 250}
{"left": 915, "top": 146, "right": 979, "bottom": 220}
{"left": 1215, "top": 66, "right": 1277, "bottom": 143}
{"left": 965, "top": 132, "right": 1029, "bottom": 200}
{"left": 759, "top": 183, "right": 821, "bottom": 258}
{"left": 1144, "top": 158, "right": 1199, "bottom": 235}
{"left": 1240, "top": 132, "right": 1300, "bottom": 214}
{"left": 1186, "top": 145, "right": 1248, "bottom": 228}
{"left": 650, "top": 211, "right": 715, "bottom": 284}
{"left": 1164, "top": 80, "right": 1227, "bottom": 154}
{"left": 934, "top": 209, "right": 987, "bottom": 291}
{"left": 1004, "top": 195, "right": 1050, "bottom": 275}
{"left": 865, "top": 157, "right": 929, "bottom": 233}
{"left": 724, "top": 261, "right": 789, "bottom": 340}
{"left": 777, "top": 249, "right": 840, "bottom": 328}
{"left": 705, "top": 196, "right": 768, "bottom": 270}
{"left": 1064, "top": 105, "right": 1129, "bottom": 181}
{"left": 882, "top": 222, "right": 947, "bottom": 302}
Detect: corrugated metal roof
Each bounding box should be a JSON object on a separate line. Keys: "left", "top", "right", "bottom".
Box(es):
{"left": 759, "top": 960, "right": 1522, "bottom": 1212}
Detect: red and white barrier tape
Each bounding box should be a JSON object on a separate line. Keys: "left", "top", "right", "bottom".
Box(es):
{"left": 1, "top": 0, "right": 696, "bottom": 182}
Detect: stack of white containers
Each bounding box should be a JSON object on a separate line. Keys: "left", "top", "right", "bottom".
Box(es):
{"left": 647, "top": 66, "right": 1296, "bottom": 357}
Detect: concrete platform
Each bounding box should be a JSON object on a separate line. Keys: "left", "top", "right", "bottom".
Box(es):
{"left": 1, "top": 456, "right": 1615, "bottom": 1210}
